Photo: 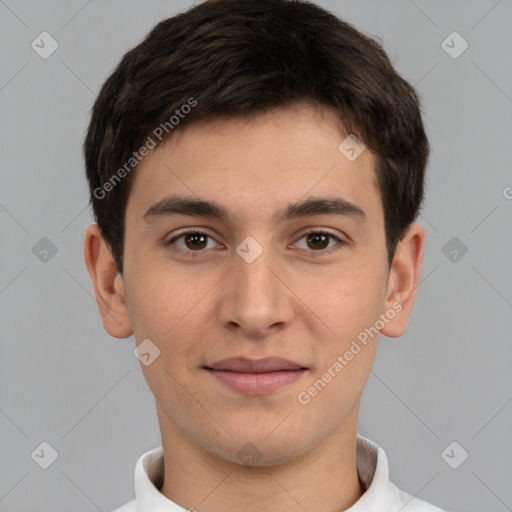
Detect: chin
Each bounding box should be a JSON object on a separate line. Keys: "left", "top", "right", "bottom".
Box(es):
{"left": 205, "top": 428, "right": 308, "bottom": 468}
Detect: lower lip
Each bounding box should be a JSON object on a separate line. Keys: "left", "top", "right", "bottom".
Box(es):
{"left": 206, "top": 369, "right": 307, "bottom": 394}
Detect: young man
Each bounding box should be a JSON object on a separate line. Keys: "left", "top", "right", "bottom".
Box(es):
{"left": 83, "top": 0, "right": 447, "bottom": 510}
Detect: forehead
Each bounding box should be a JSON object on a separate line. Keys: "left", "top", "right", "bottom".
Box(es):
{"left": 125, "top": 103, "right": 382, "bottom": 226}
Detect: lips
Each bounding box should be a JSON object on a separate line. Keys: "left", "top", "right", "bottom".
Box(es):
{"left": 204, "top": 356, "right": 308, "bottom": 394}
{"left": 204, "top": 356, "right": 306, "bottom": 373}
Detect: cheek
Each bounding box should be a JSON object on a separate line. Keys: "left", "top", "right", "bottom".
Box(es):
{"left": 296, "top": 263, "right": 386, "bottom": 334}
{"left": 124, "top": 263, "right": 219, "bottom": 401}
{"left": 125, "top": 269, "right": 207, "bottom": 402}
{"left": 124, "top": 257, "right": 207, "bottom": 339}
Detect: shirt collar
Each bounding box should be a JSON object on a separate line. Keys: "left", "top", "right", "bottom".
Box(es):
{"left": 133, "top": 435, "right": 406, "bottom": 511}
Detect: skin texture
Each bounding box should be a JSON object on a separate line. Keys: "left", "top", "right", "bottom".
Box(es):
{"left": 84, "top": 103, "right": 424, "bottom": 512}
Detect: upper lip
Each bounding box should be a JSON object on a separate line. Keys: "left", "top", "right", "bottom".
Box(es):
{"left": 205, "top": 356, "right": 306, "bottom": 373}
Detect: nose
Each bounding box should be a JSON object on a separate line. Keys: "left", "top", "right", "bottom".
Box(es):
{"left": 218, "top": 239, "right": 295, "bottom": 338}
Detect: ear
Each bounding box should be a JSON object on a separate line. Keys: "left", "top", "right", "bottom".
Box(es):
{"left": 380, "top": 222, "right": 424, "bottom": 338}
{"left": 83, "top": 223, "right": 133, "bottom": 339}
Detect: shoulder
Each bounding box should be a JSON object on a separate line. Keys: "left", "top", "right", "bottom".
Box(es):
{"left": 394, "top": 485, "right": 449, "bottom": 511}
{"left": 356, "top": 434, "right": 449, "bottom": 512}
{"left": 110, "top": 499, "right": 136, "bottom": 512}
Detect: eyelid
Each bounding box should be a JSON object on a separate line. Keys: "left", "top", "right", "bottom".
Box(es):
{"left": 295, "top": 227, "right": 345, "bottom": 240}
{"left": 290, "top": 228, "right": 346, "bottom": 253}
{"left": 167, "top": 228, "right": 222, "bottom": 247}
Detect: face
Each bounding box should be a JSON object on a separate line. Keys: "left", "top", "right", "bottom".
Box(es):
{"left": 105, "top": 103, "right": 412, "bottom": 466}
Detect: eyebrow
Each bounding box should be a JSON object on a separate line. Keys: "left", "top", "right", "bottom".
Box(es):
{"left": 143, "top": 194, "right": 367, "bottom": 225}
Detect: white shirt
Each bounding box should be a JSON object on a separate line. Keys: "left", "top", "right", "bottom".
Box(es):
{"left": 112, "top": 434, "right": 447, "bottom": 512}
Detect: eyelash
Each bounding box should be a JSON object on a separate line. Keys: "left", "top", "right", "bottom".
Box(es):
{"left": 166, "top": 229, "right": 346, "bottom": 257}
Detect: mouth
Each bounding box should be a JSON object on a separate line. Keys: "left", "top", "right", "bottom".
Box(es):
{"left": 203, "top": 356, "right": 308, "bottom": 395}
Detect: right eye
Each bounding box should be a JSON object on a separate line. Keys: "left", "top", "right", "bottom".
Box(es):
{"left": 167, "top": 230, "right": 221, "bottom": 253}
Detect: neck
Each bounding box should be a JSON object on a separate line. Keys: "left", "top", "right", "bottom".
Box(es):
{"left": 157, "top": 404, "right": 364, "bottom": 512}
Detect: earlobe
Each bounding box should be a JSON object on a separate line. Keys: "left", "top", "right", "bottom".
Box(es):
{"left": 380, "top": 222, "right": 425, "bottom": 338}
{"left": 83, "top": 223, "right": 133, "bottom": 339}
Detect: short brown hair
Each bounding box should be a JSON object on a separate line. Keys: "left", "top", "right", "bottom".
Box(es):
{"left": 84, "top": 0, "right": 429, "bottom": 274}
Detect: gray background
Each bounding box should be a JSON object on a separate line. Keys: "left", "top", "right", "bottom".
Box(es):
{"left": 1, "top": 0, "right": 511, "bottom": 511}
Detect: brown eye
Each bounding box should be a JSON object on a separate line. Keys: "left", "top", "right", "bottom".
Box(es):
{"left": 184, "top": 232, "right": 208, "bottom": 250}
{"left": 306, "top": 232, "right": 330, "bottom": 250}
{"left": 168, "top": 230, "right": 216, "bottom": 252}
{"left": 293, "top": 230, "right": 345, "bottom": 254}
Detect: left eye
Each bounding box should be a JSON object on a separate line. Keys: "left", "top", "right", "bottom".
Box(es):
{"left": 293, "top": 231, "right": 343, "bottom": 252}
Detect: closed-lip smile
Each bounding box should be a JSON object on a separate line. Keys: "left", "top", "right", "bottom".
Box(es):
{"left": 204, "top": 356, "right": 308, "bottom": 394}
